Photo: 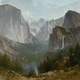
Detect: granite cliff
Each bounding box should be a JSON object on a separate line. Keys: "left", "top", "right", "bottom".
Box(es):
{"left": 49, "top": 10, "right": 80, "bottom": 52}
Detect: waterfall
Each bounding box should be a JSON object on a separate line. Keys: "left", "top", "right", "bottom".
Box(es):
{"left": 23, "top": 63, "right": 39, "bottom": 76}
{"left": 61, "top": 35, "right": 65, "bottom": 49}
{"left": 20, "top": 25, "right": 24, "bottom": 43}
{"left": 10, "top": 16, "right": 15, "bottom": 41}
{"left": 34, "top": 66, "right": 39, "bottom": 76}
{"left": 10, "top": 15, "right": 18, "bottom": 42}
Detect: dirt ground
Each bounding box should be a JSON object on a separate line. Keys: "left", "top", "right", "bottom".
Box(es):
{"left": 0, "top": 68, "right": 80, "bottom": 80}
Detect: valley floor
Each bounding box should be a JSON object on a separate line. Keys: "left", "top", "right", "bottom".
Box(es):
{"left": 0, "top": 68, "right": 80, "bottom": 80}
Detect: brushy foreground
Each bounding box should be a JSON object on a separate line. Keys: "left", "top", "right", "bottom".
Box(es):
{"left": 0, "top": 68, "right": 80, "bottom": 80}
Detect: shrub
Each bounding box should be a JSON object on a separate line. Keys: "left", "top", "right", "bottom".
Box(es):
{"left": 39, "top": 56, "right": 57, "bottom": 73}
{"left": 0, "top": 53, "right": 23, "bottom": 73}
{"left": 39, "top": 43, "right": 80, "bottom": 73}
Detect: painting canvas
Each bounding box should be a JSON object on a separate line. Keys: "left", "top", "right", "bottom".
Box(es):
{"left": 0, "top": 0, "right": 80, "bottom": 80}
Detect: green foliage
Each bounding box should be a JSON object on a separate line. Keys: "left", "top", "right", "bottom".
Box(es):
{"left": 69, "top": 43, "right": 80, "bottom": 66}
{"left": 39, "top": 43, "right": 80, "bottom": 73}
{"left": 12, "top": 59, "right": 23, "bottom": 73}
{"left": 0, "top": 53, "right": 23, "bottom": 73}
{"left": 0, "top": 54, "right": 10, "bottom": 68}
{"left": 39, "top": 55, "right": 57, "bottom": 73}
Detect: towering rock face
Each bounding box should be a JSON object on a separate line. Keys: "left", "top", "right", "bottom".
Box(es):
{"left": 63, "top": 10, "right": 80, "bottom": 30}
{"left": 49, "top": 26, "right": 65, "bottom": 51}
{"left": 0, "top": 4, "right": 31, "bottom": 43}
{"left": 63, "top": 10, "right": 80, "bottom": 44}
{"left": 49, "top": 10, "right": 80, "bottom": 52}
{"left": 20, "top": 16, "right": 32, "bottom": 43}
{"left": 49, "top": 26, "right": 76, "bottom": 52}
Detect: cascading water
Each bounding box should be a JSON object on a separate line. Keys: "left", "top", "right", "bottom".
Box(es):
{"left": 34, "top": 65, "right": 39, "bottom": 76}
{"left": 61, "top": 35, "right": 65, "bottom": 49}
{"left": 23, "top": 62, "right": 39, "bottom": 76}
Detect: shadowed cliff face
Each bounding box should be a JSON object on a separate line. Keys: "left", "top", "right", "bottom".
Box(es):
{"left": 49, "top": 26, "right": 67, "bottom": 51}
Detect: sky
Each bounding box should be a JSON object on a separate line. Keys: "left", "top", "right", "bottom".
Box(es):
{"left": 1, "top": 0, "right": 80, "bottom": 20}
